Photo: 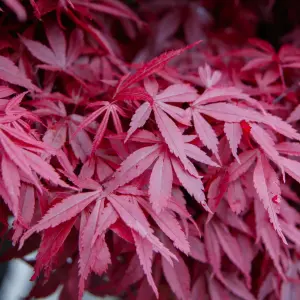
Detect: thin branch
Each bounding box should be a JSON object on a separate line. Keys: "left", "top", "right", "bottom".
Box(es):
{"left": 273, "top": 81, "right": 300, "bottom": 103}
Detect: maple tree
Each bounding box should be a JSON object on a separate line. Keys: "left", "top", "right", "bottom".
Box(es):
{"left": 0, "top": 0, "right": 300, "bottom": 299}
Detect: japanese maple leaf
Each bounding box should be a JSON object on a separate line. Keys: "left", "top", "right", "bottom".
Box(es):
{"left": 253, "top": 151, "right": 286, "bottom": 244}
{"left": 161, "top": 237, "right": 191, "bottom": 300}
{"left": 206, "top": 168, "right": 230, "bottom": 213}
{"left": 254, "top": 199, "right": 287, "bottom": 279}
{"left": 278, "top": 44, "right": 300, "bottom": 69}
{"left": 126, "top": 79, "right": 198, "bottom": 173}
{"left": 190, "top": 87, "right": 264, "bottom": 161}
{"left": 137, "top": 1, "right": 210, "bottom": 49}
{"left": 215, "top": 201, "right": 253, "bottom": 236}
{"left": 60, "top": 148, "right": 118, "bottom": 190}
{"left": 237, "top": 38, "right": 300, "bottom": 82}
{"left": 243, "top": 121, "right": 300, "bottom": 193}
{"left": 126, "top": 80, "right": 197, "bottom": 138}
{"left": 235, "top": 70, "right": 283, "bottom": 103}
{"left": 31, "top": 99, "right": 102, "bottom": 163}
{"left": 0, "top": 92, "right": 40, "bottom": 127}
{"left": 32, "top": 217, "right": 76, "bottom": 280}
{"left": 206, "top": 272, "right": 231, "bottom": 299}
{"left": 105, "top": 130, "right": 214, "bottom": 213}
{"left": 0, "top": 55, "right": 40, "bottom": 91}
{"left": 0, "top": 124, "right": 67, "bottom": 221}
{"left": 218, "top": 271, "right": 256, "bottom": 300}
{"left": 204, "top": 219, "right": 252, "bottom": 290}
{"left": 76, "top": 101, "right": 127, "bottom": 155}
{"left": 113, "top": 41, "right": 200, "bottom": 98}
{"left": 198, "top": 64, "right": 222, "bottom": 89}
{"left": 237, "top": 38, "right": 279, "bottom": 72}
{"left": 78, "top": 200, "right": 117, "bottom": 299}
{"left": 20, "top": 187, "right": 177, "bottom": 298}
{"left": 70, "top": 0, "right": 142, "bottom": 24}
{"left": 19, "top": 189, "right": 104, "bottom": 248}
{"left": 21, "top": 23, "right": 88, "bottom": 85}
{"left": 248, "top": 70, "right": 284, "bottom": 103}
{"left": 58, "top": 0, "right": 142, "bottom": 55}
{"left": 211, "top": 219, "right": 251, "bottom": 286}
{"left": 280, "top": 262, "right": 300, "bottom": 300}
{"left": 45, "top": 126, "right": 116, "bottom": 190}
{"left": 0, "top": 86, "right": 15, "bottom": 99}
{"left": 280, "top": 200, "right": 300, "bottom": 249}
{"left": 226, "top": 179, "right": 248, "bottom": 214}
{"left": 11, "top": 184, "right": 35, "bottom": 244}
{"left": 227, "top": 147, "right": 287, "bottom": 244}
{"left": 191, "top": 89, "right": 300, "bottom": 163}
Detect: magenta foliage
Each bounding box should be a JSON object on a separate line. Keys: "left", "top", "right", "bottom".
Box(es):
{"left": 0, "top": 0, "right": 300, "bottom": 299}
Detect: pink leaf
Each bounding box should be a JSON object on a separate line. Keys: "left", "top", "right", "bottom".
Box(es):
{"left": 228, "top": 150, "right": 257, "bottom": 182}
{"left": 204, "top": 223, "right": 223, "bottom": 279}
{"left": 0, "top": 86, "right": 15, "bottom": 98}
{"left": 126, "top": 101, "right": 152, "bottom": 142}
{"left": 194, "top": 86, "right": 248, "bottom": 105}
{"left": 197, "top": 103, "right": 263, "bottom": 122}
{"left": 0, "top": 56, "right": 39, "bottom": 91}
{"left": 198, "top": 64, "right": 222, "bottom": 88}
{"left": 287, "top": 104, "right": 300, "bottom": 123}
{"left": 144, "top": 78, "right": 159, "bottom": 97}
{"left": 66, "top": 29, "right": 84, "bottom": 66}
{"left": 280, "top": 220, "right": 300, "bottom": 247}
{"left": 149, "top": 151, "right": 173, "bottom": 213}
{"left": 171, "top": 157, "right": 210, "bottom": 212}
{"left": 108, "top": 194, "right": 176, "bottom": 264}
{"left": 21, "top": 36, "right": 57, "bottom": 66}
{"left": 281, "top": 157, "right": 300, "bottom": 184}
{"left": 1, "top": 154, "right": 20, "bottom": 216}
{"left": 220, "top": 273, "right": 255, "bottom": 300}
{"left": 0, "top": 130, "right": 39, "bottom": 189}
{"left": 106, "top": 144, "right": 161, "bottom": 193}
{"left": 90, "top": 238, "right": 111, "bottom": 276}
{"left": 158, "top": 102, "right": 191, "bottom": 125}
{"left": 224, "top": 122, "right": 242, "bottom": 163}
{"left": 207, "top": 275, "right": 231, "bottom": 300}
{"left": 191, "top": 275, "right": 207, "bottom": 300}
{"left": 132, "top": 231, "right": 158, "bottom": 298}
{"left": 79, "top": 200, "right": 115, "bottom": 298}
{"left": 276, "top": 142, "right": 300, "bottom": 156}
{"left": 156, "top": 84, "right": 198, "bottom": 103}
{"left": 263, "top": 114, "right": 300, "bottom": 140}
{"left": 255, "top": 200, "right": 286, "bottom": 278}
{"left": 154, "top": 105, "right": 194, "bottom": 173}
{"left": 184, "top": 143, "right": 219, "bottom": 167}
{"left": 212, "top": 220, "right": 250, "bottom": 282}
{"left": 68, "top": 122, "right": 92, "bottom": 162}
{"left": 45, "top": 22, "right": 66, "bottom": 67}
{"left": 19, "top": 191, "right": 101, "bottom": 247}
{"left": 193, "top": 110, "right": 220, "bottom": 161}
{"left": 253, "top": 153, "right": 287, "bottom": 244}
{"left": 116, "top": 42, "right": 200, "bottom": 93}
{"left": 23, "top": 151, "right": 62, "bottom": 185}
{"left": 162, "top": 241, "right": 191, "bottom": 300}
{"left": 188, "top": 236, "right": 207, "bottom": 263}
{"left": 91, "top": 109, "right": 110, "bottom": 154}
{"left": 226, "top": 180, "right": 247, "bottom": 214}
{"left": 32, "top": 217, "right": 75, "bottom": 280}
{"left": 107, "top": 194, "right": 152, "bottom": 238}
{"left": 43, "top": 126, "right": 67, "bottom": 150}
{"left": 138, "top": 197, "right": 190, "bottom": 254}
